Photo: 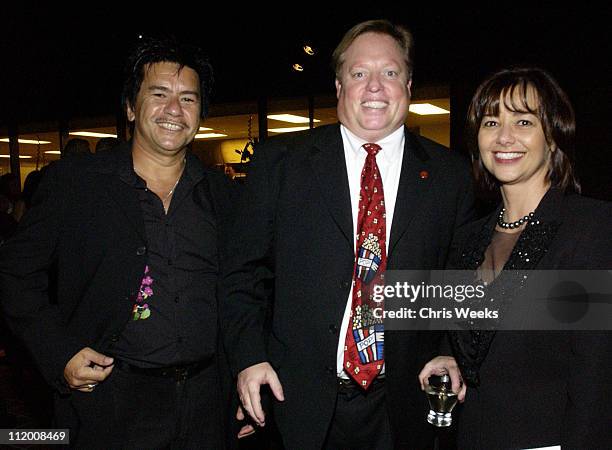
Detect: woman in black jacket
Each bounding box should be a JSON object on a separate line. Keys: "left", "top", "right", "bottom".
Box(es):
{"left": 421, "top": 67, "right": 612, "bottom": 449}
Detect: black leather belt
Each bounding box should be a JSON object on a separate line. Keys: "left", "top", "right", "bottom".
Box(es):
{"left": 113, "top": 359, "right": 209, "bottom": 381}
{"left": 338, "top": 375, "right": 386, "bottom": 389}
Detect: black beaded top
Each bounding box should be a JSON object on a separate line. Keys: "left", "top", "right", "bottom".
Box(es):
{"left": 448, "top": 191, "right": 562, "bottom": 386}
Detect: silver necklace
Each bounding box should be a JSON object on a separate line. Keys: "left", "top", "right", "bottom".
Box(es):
{"left": 163, "top": 175, "right": 181, "bottom": 201}
{"left": 134, "top": 159, "right": 185, "bottom": 204}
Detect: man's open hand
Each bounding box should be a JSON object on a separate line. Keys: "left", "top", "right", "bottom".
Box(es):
{"left": 237, "top": 362, "right": 284, "bottom": 427}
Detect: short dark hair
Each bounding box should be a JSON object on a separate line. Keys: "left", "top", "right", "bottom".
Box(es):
{"left": 466, "top": 66, "right": 580, "bottom": 193}
{"left": 122, "top": 35, "right": 214, "bottom": 119}
{"left": 95, "top": 137, "right": 120, "bottom": 153}
{"left": 332, "top": 19, "right": 414, "bottom": 81}
{"left": 62, "top": 138, "right": 91, "bottom": 158}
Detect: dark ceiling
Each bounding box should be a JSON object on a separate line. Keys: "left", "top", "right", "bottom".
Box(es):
{"left": 2, "top": 6, "right": 607, "bottom": 126}
{"left": 2, "top": 6, "right": 610, "bottom": 198}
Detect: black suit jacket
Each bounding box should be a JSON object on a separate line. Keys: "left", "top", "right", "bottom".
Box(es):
{"left": 448, "top": 189, "right": 612, "bottom": 449}
{"left": 0, "top": 144, "right": 233, "bottom": 407}
{"left": 220, "top": 124, "right": 474, "bottom": 449}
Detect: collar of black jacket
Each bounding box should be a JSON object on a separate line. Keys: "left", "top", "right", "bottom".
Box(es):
{"left": 486, "top": 187, "right": 568, "bottom": 232}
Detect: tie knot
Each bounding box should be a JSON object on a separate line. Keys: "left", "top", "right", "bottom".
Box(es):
{"left": 363, "top": 143, "right": 381, "bottom": 157}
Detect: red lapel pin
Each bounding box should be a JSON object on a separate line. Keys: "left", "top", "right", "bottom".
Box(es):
{"left": 419, "top": 170, "right": 429, "bottom": 179}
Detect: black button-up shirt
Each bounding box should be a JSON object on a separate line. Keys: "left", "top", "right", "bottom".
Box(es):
{"left": 112, "top": 151, "right": 219, "bottom": 368}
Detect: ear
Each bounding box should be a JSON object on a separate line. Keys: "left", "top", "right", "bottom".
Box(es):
{"left": 407, "top": 78, "right": 413, "bottom": 97}
{"left": 126, "top": 103, "right": 136, "bottom": 122}
{"left": 335, "top": 79, "right": 342, "bottom": 99}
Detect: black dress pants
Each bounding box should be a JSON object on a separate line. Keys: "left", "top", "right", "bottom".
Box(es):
{"left": 55, "top": 362, "right": 224, "bottom": 449}
{"left": 323, "top": 379, "right": 393, "bottom": 450}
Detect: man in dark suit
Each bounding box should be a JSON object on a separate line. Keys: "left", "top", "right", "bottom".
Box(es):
{"left": 220, "top": 20, "right": 474, "bottom": 449}
{"left": 0, "top": 36, "right": 231, "bottom": 449}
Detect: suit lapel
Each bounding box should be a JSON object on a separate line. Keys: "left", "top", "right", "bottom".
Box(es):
{"left": 308, "top": 125, "right": 353, "bottom": 246}
{"left": 93, "top": 144, "right": 147, "bottom": 242}
{"left": 105, "top": 176, "right": 147, "bottom": 242}
{"left": 388, "top": 130, "right": 433, "bottom": 258}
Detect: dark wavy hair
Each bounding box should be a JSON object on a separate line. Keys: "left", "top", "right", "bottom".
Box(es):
{"left": 466, "top": 66, "right": 580, "bottom": 193}
{"left": 122, "top": 35, "right": 214, "bottom": 119}
{"left": 332, "top": 19, "right": 414, "bottom": 81}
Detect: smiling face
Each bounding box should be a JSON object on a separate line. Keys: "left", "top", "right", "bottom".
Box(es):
{"left": 335, "top": 32, "right": 412, "bottom": 142}
{"left": 127, "top": 61, "right": 201, "bottom": 158}
{"left": 478, "top": 86, "right": 553, "bottom": 190}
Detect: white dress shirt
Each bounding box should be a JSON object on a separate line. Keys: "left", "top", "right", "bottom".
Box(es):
{"left": 336, "top": 124, "right": 405, "bottom": 377}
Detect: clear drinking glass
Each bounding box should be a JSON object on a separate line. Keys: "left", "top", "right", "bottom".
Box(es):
{"left": 426, "top": 374, "right": 458, "bottom": 427}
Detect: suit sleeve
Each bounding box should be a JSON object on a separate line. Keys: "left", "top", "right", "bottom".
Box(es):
{"left": 438, "top": 154, "right": 475, "bottom": 269}
{"left": 0, "top": 162, "right": 82, "bottom": 390}
{"left": 451, "top": 158, "right": 475, "bottom": 242}
{"left": 562, "top": 208, "right": 612, "bottom": 448}
{"left": 562, "top": 331, "right": 612, "bottom": 448}
{"left": 219, "top": 143, "right": 278, "bottom": 376}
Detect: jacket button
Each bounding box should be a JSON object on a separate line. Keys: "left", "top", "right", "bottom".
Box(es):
{"left": 110, "top": 334, "right": 119, "bottom": 342}
{"left": 341, "top": 281, "right": 350, "bottom": 289}
{"left": 326, "top": 366, "right": 335, "bottom": 374}
{"left": 329, "top": 324, "right": 338, "bottom": 335}
{"left": 136, "top": 246, "right": 147, "bottom": 256}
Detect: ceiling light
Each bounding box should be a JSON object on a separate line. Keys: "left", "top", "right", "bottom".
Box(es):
{"left": 194, "top": 133, "right": 227, "bottom": 139}
{"left": 409, "top": 104, "right": 450, "bottom": 115}
{"left": 303, "top": 45, "right": 315, "bottom": 56}
{"left": 0, "top": 138, "right": 51, "bottom": 145}
{"left": 269, "top": 127, "right": 310, "bottom": 133}
{"left": 292, "top": 64, "right": 304, "bottom": 72}
{"left": 267, "top": 114, "right": 320, "bottom": 124}
{"left": 45, "top": 150, "right": 62, "bottom": 155}
{"left": 199, "top": 127, "right": 213, "bottom": 131}
{"left": 0, "top": 155, "right": 32, "bottom": 159}
{"left": 70, "top": 131, "right": 118, "bottom": 138}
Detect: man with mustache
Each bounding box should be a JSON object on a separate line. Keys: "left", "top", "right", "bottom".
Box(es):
{"left": 0, "top": 36, "right": 232, "bottom": 448}
{"left": 220, "top": 20, "right": 474, "bottom": 449}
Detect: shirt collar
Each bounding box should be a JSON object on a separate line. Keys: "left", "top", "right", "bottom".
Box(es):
{"left": 183, "top": 151, "right": 206, "bottom": 185}
{"left": 340, "top": 124, "right": 405, "bottom": 163}
{"left": 117, "top": 144, "right": 206, "bottom": 188}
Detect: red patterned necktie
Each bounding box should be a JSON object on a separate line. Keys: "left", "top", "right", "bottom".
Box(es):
{"left": 343, "top": 142, "right": 386, "bottom": 389}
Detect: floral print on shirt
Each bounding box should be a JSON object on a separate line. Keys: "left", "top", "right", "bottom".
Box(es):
{"left": 132, "top": 265, "right": 153, "bottom": 320}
